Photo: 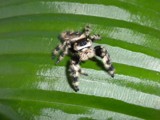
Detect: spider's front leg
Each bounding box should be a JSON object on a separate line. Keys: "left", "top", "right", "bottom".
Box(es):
{"left": 55, "top": 41, "right": 71, "bottom": 64}
{"left": 84, "top": 25, "right": 91, "bottom": 36}
{"left": 53, "top": 41, "right": 66, "bottom": 56}
{"left": 94, "top": 46, "right": 115, "bottom": 77}
{"left": 56, "top": 46, "right": 68, "bottom": 64}
{"left": 90, "top": 34, "right": 101, "bottom": 41}
{"left": 69, "top": 55, "right": 87, "bottom": 92}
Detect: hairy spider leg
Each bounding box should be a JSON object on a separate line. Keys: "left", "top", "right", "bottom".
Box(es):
{"left": 53, "top": 41, "right": 67, "bottom": 55}
{"left": 84, "top": 25, "right": 91, "bottom": 36}
{"left": 90, "top": 34, "right": 101, "bottom": 41}
{"left": 79, "top": 69, "right": 88, "bottom": 76}
{"left": 56, "top": 42, "right": 71, "bottom": 64}
{"left": 94, "top": 46, "right": 115, "bottom": 77}
{"left": 69, "top": 55, "right": 83, "bottom": 92}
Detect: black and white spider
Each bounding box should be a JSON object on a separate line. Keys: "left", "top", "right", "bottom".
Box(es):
{"left": 53, "top": 26, "right": 115, "bottom": 92}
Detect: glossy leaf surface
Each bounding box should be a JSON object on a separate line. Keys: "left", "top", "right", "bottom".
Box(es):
{"left": 0, "top": 0, "right": 160, "bottom": 120}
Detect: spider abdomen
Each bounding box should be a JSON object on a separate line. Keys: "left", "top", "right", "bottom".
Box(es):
{"left": 79, "top": 48, "right": 95, "bottom": 61}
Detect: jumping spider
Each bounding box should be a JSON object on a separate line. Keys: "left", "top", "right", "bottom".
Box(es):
{"left": 53, "top": 26, "right": 115, "bottom": 92}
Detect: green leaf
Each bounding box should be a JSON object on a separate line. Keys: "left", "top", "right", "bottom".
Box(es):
{"left": 0, "top": 0, "right": 160, "bottom": 120}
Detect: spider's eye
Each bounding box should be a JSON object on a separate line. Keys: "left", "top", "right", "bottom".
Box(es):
{"left": 79, "top": 40, "right": 87, "bottom": 46}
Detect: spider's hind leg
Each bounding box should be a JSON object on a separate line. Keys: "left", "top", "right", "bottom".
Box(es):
{"left": 94, "top": 46, "right": 115, "bottom": 77}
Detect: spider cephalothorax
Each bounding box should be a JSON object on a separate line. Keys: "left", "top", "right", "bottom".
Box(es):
{"left": 53, "top": 26, "right": 115, "bottom": 92}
